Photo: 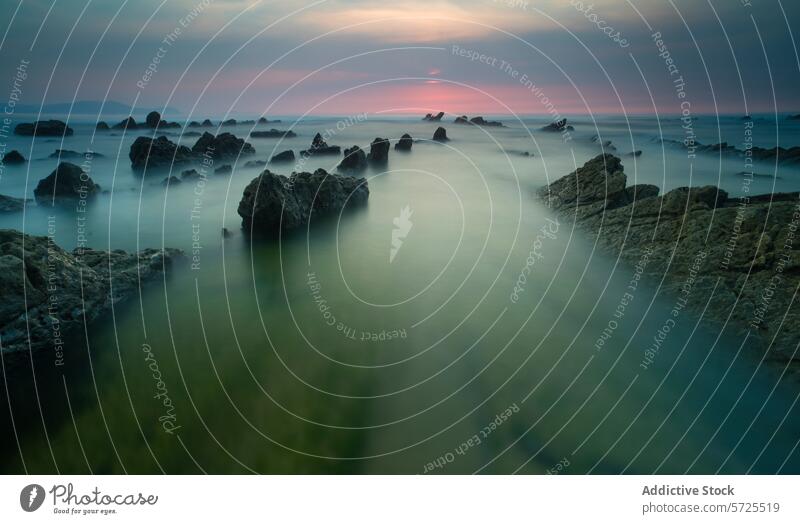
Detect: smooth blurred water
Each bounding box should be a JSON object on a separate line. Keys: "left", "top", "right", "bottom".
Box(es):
{"left": 1, "top": 114, "right": 799, "bottom": 473}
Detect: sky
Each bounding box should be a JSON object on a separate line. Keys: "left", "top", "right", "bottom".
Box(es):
{"left": 0, "top": 0, "right": 798, "bottom": 117}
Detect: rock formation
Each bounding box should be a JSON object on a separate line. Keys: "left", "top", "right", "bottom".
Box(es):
{"left": 250, "top": 129, "right": 297, "bottom": 138}
{"left": 238, "top": 169, "right": 368, "bottom": 233}
{"left": 541, "top": 118, "right": 573, "bottom": 132}
{"left": 433, "top": 127, "right": 449, "bottom": 142}
{"left": 0, "top": 195, "right": 28, "bottom": 213}
{"left": 300, "top": 133, "right": 341, "bottom": 156}
{"left": 269, "top": 150, "right": 295, "bottom": 164}
{"left": 2, "top": 150, "right": 25, "bottom": 164}
{"left": 423, "top": 112, "right": 445, "bottom": 121}
{"left": 33, "top": 162, "right": 100, "bottom": 205}
{"left": 339, "top": 146, "right": 367, "bottom": 172}
{"left": 129, "top": 135, "right": 194, "bottom": 170}
{"left": 0, "top": 228, "right": 182, "bottom": 353}
{"left": 395, "top": 133, "right": 413, "bottom": 151}
{"left": 367, "top": 138, "right": 390, "bottom": 163}
{"left": 14, "top": 120, "right": 74, "bottom": 137}
{"left": 191, "top": 132, "right": 255, "bottom": 159}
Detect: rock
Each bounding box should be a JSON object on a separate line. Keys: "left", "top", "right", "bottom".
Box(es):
{"left": 33, "top": 162, "right": 100, "bottom": 205}
{"left": 112, "top": 116, "right": 138, "bottom": 130}
{"left": 181, "top": 169, "right": 203, "bottom": 180}
{"left": 367, "top": 137, "right": 390, "bottom": 163}
{"left": 145, "top": 111, "right": 161, "bottom": 128}
{"left": 161, "top": 175, "right": 181, "bottom": 186}
{"left": 454, "top": 115, "right": 469, "bottom": 124}
{"left": 339, "top": 146, "right": 367, "bottom": 172}
{"left": 0, "top": 228, "right": 182, "bottom": 354}
{"left": 250, "top": 129, "right": 297, "bottom": 138}
{"left": 238, "top": 169, "right": 368, "bottom": 233}
{"left": 433, "top": 127, "right": 449, "bottom": 142}
{"left": 541, "top": 118, "right": 573, "bottom": 132}
{"left": 222, "top": 227, "right": 231, "bottom": 237}
{"left": 742, "top": 115, "right": 752, "bottom": 121}
{"left": 300, "top": 133, "right": 341, "bottom": 156}
{"left": 245, "top": 159, "right": 267, "bottom": 168}
{"left": 660, "top": 138, "right": 800, "bottom": 165}
{"left": 183, "top": 131, "right": 202, "bottom": 137}
{"left": 269, "top": 150, "right": 295, "bottom": 164}
{"left": 395, "top": 133, "right": 413, "bottom": 151}
{"left": 129, "top": 135, "right": 194, "bottom": 170}
{"left": 0, "top": 195, "right": 28, "bottom": 213}
{"left": 221, "top": 119, "right": 237, "bottom": 126}
{"left": 2, "top": 150, "right": 25, "bottom": 164}
{"left": 49, "top": 149, "right": 104, "bottom": 159}
{"left": 625, "top": 150, "right": 642, "bottom": 157}
{"left": 423, "top": 112, "right": 444, "bottom": 121}
{"left": 191, "top": 132, "right": 255, "bottom": 159}
{"left": 187, "top": 121, "right": 201, "bottom": 128}
{"left": 14, "top": 120, "right": 74, "bottom": 137}
{"left": 469, "top": 116, "right": 503, "bottom": 127}
{"left": 201, "top": 119, "right": 214, "bottom": 127}
{"left": 538, "top": 154, "right": 800, "bottom": 371}
{"left": 215, "top": 164, "right": 232, "bottom": 175}
{"left": 258, "top": 117, "right": 268, "bottom": 124}
{"left": 96, "top": 121, "right": 110, "bottom": 130}
{"left": 787, "top": 114, "right": 800, "bottom": 120}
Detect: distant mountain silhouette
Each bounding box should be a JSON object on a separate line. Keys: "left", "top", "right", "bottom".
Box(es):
{"left": 13, "top": 100, "right": 180, "bottom": 116}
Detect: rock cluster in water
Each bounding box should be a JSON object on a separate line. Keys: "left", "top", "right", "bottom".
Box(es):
{"left": 539, "top": 153, "right": 800, "bottom": 370}
{"left": 541, "top": 118, "right": 573, "bottom": 132}
{"left": 14, "top": 120, "right": 74, "bottom": 136}
{"left": 129, "top": 131, "right": 255, "bottom": 170}
{"left": 0, "top": 229, "right": 182, "bottom": 353}
{"left": 250, "top": 129, "right": 296, "bottom": 138}
{"left": 300, "top": 133, "right": 341, "bottom": 156}
{"left": 454, "top": 115, "right": 504, "bottom": 127}
{"left": 423, "top": 112, "right": 444, "bottom": 121}
{"left": 238, "top": 169, "right": 368, "bottom": 233}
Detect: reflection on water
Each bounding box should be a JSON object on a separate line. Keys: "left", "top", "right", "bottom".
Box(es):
{"left": 1, "top": 116, "right": 799, "bottom": 473}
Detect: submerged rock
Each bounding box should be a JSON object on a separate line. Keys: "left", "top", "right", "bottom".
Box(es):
{"left": 2, "top": 150, "right": 26, "bottom": 164}
{"left": 541, "top": 118, "right": 573, "bottom": 132}
{"left": 238, "top": 169, "right": 368, "bottom": 233}
{"left": 0, "top": 228, "right": 182, "bottom": 354}
{"left": 0, "top": 195, "right": 28, "bottom": 213}
{"left": 367, "top": 137, "right": 390, "bottom": 163}
{"left": 395, "top": 133, "right": 413, "bottom": 151}
{"left": 245, "top": 159, "right": 267, "bottom": 168}
{"left": 269, "top": 150, "right": 295, "bottom": 164}
{"left": 433, "top": 127, "right": 449, "bottom": 142}
{"left": 33, "top": 162, "right": 100, "bottom": 205}
{"left": 161, "top": 175, "right": 181, "bottom": 186}
{"left": 14, "top": 120, "right": 74, "bottom": 137}
{"left": 49, "top": 149, "right": 104, "bottom": 159}
{"left": 538, "top": 153, "right": 800, "bottom": 370}
{"left": 339, "top": 146, "right": 367, "bottom": 172}
{"left": 250, "top": 129, "right": 297, "bottom": 138}
{"left": 300, "top": 133, "right": 341, "bottom": 156}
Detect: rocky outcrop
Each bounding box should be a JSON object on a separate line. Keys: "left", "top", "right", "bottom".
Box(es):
{"left": 0, "top": 229, "right": 182, "bottom": 354}
{"left": 395, "top": 134, "right": 413, "bottom": 151}
{"left": 96, "top": 121, "right": 110, "bottom": 130}
{"left": 538, "top": 153, "right": 800, "bottom": 370}
{"left": 14, "top": 120, "right": 74, "bottom": 137}
{"left": 0, "top": 195, "right": 28, "bottom": 213}
{"left": 433, "top": 127, "right": 449, "bottom": 142}
{"left": 339, "top": 146, "right": 367, "bottom": 172}
{"left": 455, "top": 115, "right": 503, "bottom": 127}
{"left": 2, "top": 150, "right": 25, "bottom": 164}
{"left": 145, "top": 111, "right": 161, "bottom": 128}
{"left": 33, "top": 162, "right": 100, "bottom": 206}
{"left": 367, "top": 138, "right": 390, "bottom": 163}
{"left": 221, "top": 119, "right": 237, "bottom": 127}
{"left": 269, "top": 150, "right": 295, "bottom": 164}
{"left": 659, "top": 138, "right": 800, "bottom": 165}
{"left": 258, "top": 117, "right": 281, "bottom": 124}
{"left": 300, "top": 133, "right": 341, "bottom": 156}
{"left": 129, "top": 135, "right": 194, "bottom": 170}
{"left": 238, "top": 169, "right": 368, "bottom": 233}
{"left": 112, "top": 116, "right": 138, "bottom": 130}
{"left": 541, "top": 118, "right": 573, "bottom": 132}
{"left": 191, "top": 132, "right": 255, "bottom": 159}
{"left": 423, "top": 112, "right": 444, "bottom": 121}
{"left": 250, "top": 129, "right": 296, "bottom": 138}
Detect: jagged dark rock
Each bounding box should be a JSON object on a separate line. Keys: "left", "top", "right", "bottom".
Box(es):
{"left": 14, "top": 120, "right": 74, "bottom": 137}
{"left": 367, "top": 137, "right": 390, "bottom": 163}
{"left": 191, "top": 132, "right": 255, "bottom": 159}
{"left": 96, "top": 121, "right": 110, "bottom": 130}
{"left": 33, "top": 162, "right": 100, "bottom": 205}
{"left": 0, "top": 228, "right": 182, "bottom": 354}
{"left": 238, "top": 169, "right": 368, "bottom": 233}
{"left": 112, "top": 116, "right": 138, "bottom": 130}
{"left": 423, "top": 112, "right": 444, "bottom": 121}
{"left": 339, "top": 146, "right": 367, "bottom": 172}
{"left": 539, "top": 153, "right": 800, "bottom": 371}
{"left": 454, "top": 115, "right": 469, "bottom": 124}
{"left": 250, "top": 129, "right": 297, "bottom": 138}
{"left": 269, "top": 150, "right": 294, "bottom": 164}
{"left": 2, "top": 150, "right": 25, "bottom": 164}
{"left": 433, "top": 127, "right": 449, "bottom": 142}
{"left": 395, "top": 133, "right": 413, "bottom": 151}
{"left": 129, "top": 135, "right": 194, "bottom": 170}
